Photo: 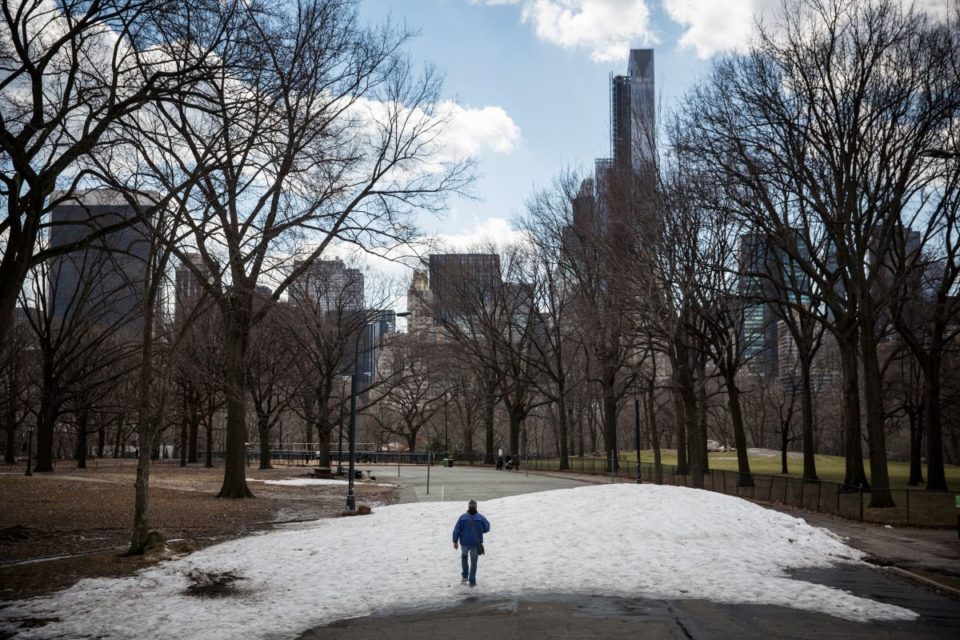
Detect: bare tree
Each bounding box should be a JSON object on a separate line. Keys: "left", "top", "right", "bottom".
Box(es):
{"left": 517, "top": 170, "right": 590, "bottom": 470}
{"left": 0, "top": 0, "right": 222, "bottom": 354}
{"left": 675, "top": 0, "right": 960, "bottom": 506}
{"left": 0, "top": 314, "right": 33, "bottom": 464}
{"left": 126, "top": 0, "right": 471, "bottom": 499}
{"left": 20, "top": 242, "right": 137, "bottom": 472}
{"left": 373, "top": 333, "right": 445, "bottom": 452}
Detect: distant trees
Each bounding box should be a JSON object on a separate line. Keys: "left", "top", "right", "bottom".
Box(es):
{"left": 0, "top": 0, "right": 218, "bottom": 358}
{"left": 674, "top": 0, "right": 960, "bottom": 504}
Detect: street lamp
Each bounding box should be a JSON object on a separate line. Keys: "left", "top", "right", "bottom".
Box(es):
{"left": 443, "top": 390, "right": 449, "bottom": 455}
{"left": 25, "top": 425, "right": 34, "bottom": 477}
{"left": 346, "top": 310, "right": 410, "bottom": 512}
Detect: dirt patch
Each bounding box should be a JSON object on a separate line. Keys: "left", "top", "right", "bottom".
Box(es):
{"left": 0, "top": 462, "right": 397, "bottom": 602}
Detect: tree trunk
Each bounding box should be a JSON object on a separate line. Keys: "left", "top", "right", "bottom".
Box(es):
{"left": 483, "top": 377, "right": 496, "bottom": 465}
{"left": 129, "top": 302, "right": 157, "bottom": 556}
{"left": 76, "top": 408, "right": 89, "bottom": 469}
{"left": 908, "top": 405, "right": 924, "bottom": 486}
{"left": 257, "top": 412, "right": 272, "bottom": 470}
{"left": 4, "top": 378, "right": 18, "bottom": 464}
{"left": 4, "top": 426, "right": 15, "bottom": 465}
{"left": 646, "top": 380, "right": 662, "bottom": 483}
{"left": 96, "top": 422, "right": 106, "bottom": 459}
{"left": 508, "top": 407, "right": 522, "bottom": 462}
{"left": 188, "top": 411, "right": 199, "bottom": 464}
{"left": 35, "top": 353, "right": 59, "bottom": 473}
{"left": 218, "top": 315, "right": 254, "bottom": 499}
{"left": 557, "top": 391, "right": 570, "bottom": 471}
{"left": 859, "top": 321, "right": 895, "bottom": 508}
{"left": 204, "top": 418, "right": 213, "bottom": 468}
{"left": 781, "top": 427, "right": 789, "bottom": 475}
{"left": 602, "top": 381, "right": 619, "bottom": 472}
{"left": 179, "top": 417, "right": 188, "bottom": 467}
{"left": 723, "top": 372, "right": 753, "bottom": 487}
{"left": 316, "top": 417, "right": 332, "bottom": 469}
{"left": 838, "top": 336, "right": 869, "bottom": 490}
{"left": 923, "top": 355, "right": 948, "bottom": 491}
{"left": 128, "top": 431, "right": 153, "bottom": 555}
{"left": 35, "top": 393, "right": 58, "bottom": 472}
{"left": 114, "top": 423, "right": 123, "bottom": 458}
{"left": 697, "top": 355, "right": 710, "bottom": 475}
{"left": 799, "top": 356, "right": 819, "bottom": 482}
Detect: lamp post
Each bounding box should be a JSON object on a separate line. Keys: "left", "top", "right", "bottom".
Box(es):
{"left": 346, "top": 310, "right": 409, "bottom": 512}
{"left": 25, "top": 425, "right": 34, "bottom": 476}
{"left": 337, "top": 382, "right": 346, "bottom": 475}
{"left": 443, "top": 391, "right": 449, "bottom": 455}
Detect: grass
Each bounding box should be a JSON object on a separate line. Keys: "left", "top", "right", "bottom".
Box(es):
{"left": 616, "top": 450, "right": 960, "bottom": 491}
{"left": 538, "top": 450, "right": 960, "bottom": 527}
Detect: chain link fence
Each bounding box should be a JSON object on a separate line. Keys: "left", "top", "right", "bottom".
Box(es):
{"left": 523, "top": 456, "right": 956, "bottom": 528}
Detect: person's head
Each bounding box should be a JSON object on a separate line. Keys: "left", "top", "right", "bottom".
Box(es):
{"left": 467, "top": 499, "right": 477, "bottom": 514}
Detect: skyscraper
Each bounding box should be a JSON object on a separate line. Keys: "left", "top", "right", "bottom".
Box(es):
{"left": 611, "top": 49, "right": 656, "bottom": 175}
{"left": 174, "top": 252, "right": 212, "bottom": 324}
{"left": 291, "top": 259, "right": 364, "bottom": 312}
{"left": 428, "top": 253, "right": 501, "bottom": 323}
{"left": 48, "top": 190, "right": 151, "bottom": 330}
{"left": 599, "top": 49, "right": 657, "bottom": 247}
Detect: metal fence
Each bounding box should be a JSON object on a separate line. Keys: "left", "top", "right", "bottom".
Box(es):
{"left": 522, "top": 457, "right": 956, "bottom": 528}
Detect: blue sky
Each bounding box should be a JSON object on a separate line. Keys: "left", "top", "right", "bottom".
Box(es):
{"left": 356, "top": 0, "right": 747, "bottom": 243}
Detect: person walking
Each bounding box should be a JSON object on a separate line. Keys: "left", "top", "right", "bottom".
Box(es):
{"left": 452, "top": 499, "right": 490, "bottom": 587}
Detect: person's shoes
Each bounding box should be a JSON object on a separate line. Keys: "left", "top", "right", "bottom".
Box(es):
{"left": 461, "top": 577, "right": 468, "bottom": 584}
{"left": 469, "top": 582, "right": 477, "bottom": 588}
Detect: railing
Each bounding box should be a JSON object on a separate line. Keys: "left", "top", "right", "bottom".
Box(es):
{"left": 522, "top": 457, "right": 956, "bottom": 528}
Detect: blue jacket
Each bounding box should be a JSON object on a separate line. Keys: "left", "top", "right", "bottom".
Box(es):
{"left": 452, "top": 512, "right": 490, "bottom": 546}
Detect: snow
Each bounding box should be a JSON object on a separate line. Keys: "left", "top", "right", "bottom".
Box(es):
{"left": 0, "top": 484, "right": 915, "bottom": 639}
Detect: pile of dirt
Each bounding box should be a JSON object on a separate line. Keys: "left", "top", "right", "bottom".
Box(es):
{"left": 0, "top": 463, "right": 396, "bottom": 601}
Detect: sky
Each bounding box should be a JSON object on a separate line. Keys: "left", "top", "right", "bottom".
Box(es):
{"left": 352, "top": 0, "right": 951, "bottom": 250}
{"left": 357, "top": 0, "right": 725, "bottom": 248}
{"left": 0, "top": 483, "right": 917, "bottom": 639}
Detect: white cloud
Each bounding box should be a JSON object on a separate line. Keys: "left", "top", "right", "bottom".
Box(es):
{"left": 434, "top": 216, "right": 527, "bottom": 251}
{"left": 663, "top": 0, "right": 955, "bottom": 60}
{"left": 662, "top": 0, "right": 757, "bottom": 59}
{"left": 441, "top": 103, "right": 522, "bottom": 156}
{"left": 476, "top": 0, "right": 657, "bottom": 62}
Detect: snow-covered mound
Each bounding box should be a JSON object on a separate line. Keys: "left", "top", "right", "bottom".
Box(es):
{"left": 0, "top": 484, "right": 915, "bottom": 639}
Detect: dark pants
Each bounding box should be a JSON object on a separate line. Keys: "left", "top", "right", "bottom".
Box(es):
{"left": 460, "top": 545, "right": 479, "bottom": 584}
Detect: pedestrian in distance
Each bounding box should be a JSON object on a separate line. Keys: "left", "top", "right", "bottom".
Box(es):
{"left": 452, "top": 499, "right": 490, "bottom": 587}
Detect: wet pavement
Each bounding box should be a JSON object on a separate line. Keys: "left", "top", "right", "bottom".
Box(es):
{"left": 300, "top": 465, "right": 960, "bottom": 640}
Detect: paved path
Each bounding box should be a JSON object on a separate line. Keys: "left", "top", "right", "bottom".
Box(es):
{"left": 301, "top": 465, "right": 960, "bottom": 640}
{"left": 363, "top": 463, "right": 591, "bottom": 504}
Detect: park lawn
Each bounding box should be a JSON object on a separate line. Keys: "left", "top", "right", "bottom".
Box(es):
{"left": 623, "top": 450, "right": 960, "bottom": 490}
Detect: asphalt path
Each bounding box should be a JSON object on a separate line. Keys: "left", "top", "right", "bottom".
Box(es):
{"left": 362, "top": 462, "right": 591, "bottom": 505}
{"left": 301, "top": 465, "right": 960, "bottom": 640}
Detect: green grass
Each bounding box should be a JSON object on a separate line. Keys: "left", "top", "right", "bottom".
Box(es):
{"left": 535, "top": 451, "right": 960, "bottom": 526}
{"left": 614, "top": 450, "right": 960, "bottom": 491}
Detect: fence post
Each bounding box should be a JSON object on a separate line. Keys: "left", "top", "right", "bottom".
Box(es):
{"left": 800, "top": 479, "right": 805, "bottom": 509}
{"left": 816, "top": 482, "right": 822, "bottom": 513}
{"left": 721, "top": 471, "right": 726, "bottom": 494}
{"left": 783, "top": 477, "right": 789, "bottom": 504}
{"left": 905, "top": 490, "right": 910, "bottom": 524}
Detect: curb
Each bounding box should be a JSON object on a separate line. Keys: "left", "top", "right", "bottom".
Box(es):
{"left": 886, "top": 566, "right": 960, "bottom": 600}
